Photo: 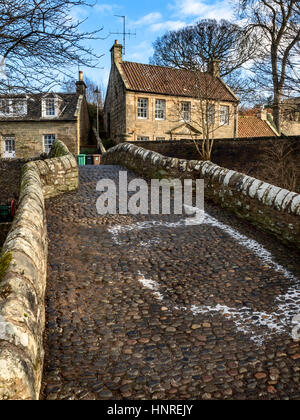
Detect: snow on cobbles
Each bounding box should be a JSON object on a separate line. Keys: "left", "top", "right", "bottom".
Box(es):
{"left": 110, "top": 207, "right": 299, "bottom": 345}
{"left": 137, "top": 274, "right": 164, "bottom": 301}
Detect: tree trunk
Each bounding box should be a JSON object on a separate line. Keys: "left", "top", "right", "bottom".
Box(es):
{"left": 273, "top": 89, "right": 282, "bottom": 135}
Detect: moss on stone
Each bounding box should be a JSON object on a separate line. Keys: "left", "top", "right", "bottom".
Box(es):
{"left": 33, "top": 348, "right": 41, "bottom": 372}
{"left": 152, "top": 169, "right": 170, "bottom": 180}
{"left": 0, "top": 252, "right": 12, "bottom": 283}
{"left": 51, "top": 141, "right": 69, "bottom": 158}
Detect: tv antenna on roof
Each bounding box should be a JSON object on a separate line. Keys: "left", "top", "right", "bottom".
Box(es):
{"left": 110, "top": 15, "right": 136, "bottom": 56}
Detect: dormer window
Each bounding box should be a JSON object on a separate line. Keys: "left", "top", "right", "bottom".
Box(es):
{"left": 42, "top": 97, "right": 59, "bottom": 118}
{"left": 0, "top": 99, "right": 10, "bottom": 114}
{"left": 0, "top": 98, "right": 27, "bottom": 116}
{"left": 12, "top": 99, "right": 27, "bottom": 115}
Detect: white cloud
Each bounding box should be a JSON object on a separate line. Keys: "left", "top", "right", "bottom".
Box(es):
{"left": 69, "top": 6, "right": 89, "bottom": 22}
{"left": 135, "top": 12, "right": 163, "bottom": 26}
{"left": 151, "top": 20, "right": 187, "bottom": 32}
{"left": 169, "top": 0, "right": 234, "bottom": 21}
{"left": 95, "top": 4, "right": 118, "bottom": 15}
{"left": 133, "top": 12, "right": 185, "bottom": 33}
{"left": 127, "top": 41, "right": 154, "bottom": 63}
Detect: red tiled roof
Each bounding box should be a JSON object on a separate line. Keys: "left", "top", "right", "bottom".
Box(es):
{"left": 239, "top": 107, "right": 273, "bottom": 116}
{"left": 120, "top": 61, "right": 238, "bottom": 102}
{"left": 238, "top": 116, "right": 277, "bottom": 138}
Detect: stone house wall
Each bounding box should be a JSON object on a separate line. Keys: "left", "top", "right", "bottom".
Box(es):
{"left": 0, "top": 120, "right": 78, "bottom": 159}
{"left": 125, "top": 91, "right": 237, "bottom": 142}
{"left": 101, "top": 143, "right": 300, "bottom": 249}
{"left": 282, "top": 120, "right": 300, "bottom": 136}
{"left": 104, "top": 60, "right": 127, "bottom": 142}
{"left": 0, "top": 140, "right": 78, "bottom": 400}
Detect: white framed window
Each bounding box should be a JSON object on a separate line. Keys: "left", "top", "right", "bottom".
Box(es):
{"left": 0, "top": 98, "right": 27, "bottom": 116}
{"left": 137, "top": 98, "right": 148, "bottom": 119}
{"left": 0, "top": 99, "right": 10, "bottom": 115}
{"left": 220, "top": 105, "right": 230, "bottom": 125}
{"left": 11, "top": 99, "right": 27, "bottom": 115}
{"left": 42, "top": 98, "right": 58, "bottom": 118}
{"left": 137, "top": 136, "right": 150, "bottom": 141}
{"left": 207, "top": 104, "right": 215, "bottom": 125}
{"left": 3, "top": 136, "right": 16, "bottom": 158}
{"left": 155, "top": 99, "right": 166, "bottom": 120}
{"left": 44, "top": 134, "right": 56, "bottom": 153}
{"left": 181, "top": 102, "right": 191, "bottom": 122}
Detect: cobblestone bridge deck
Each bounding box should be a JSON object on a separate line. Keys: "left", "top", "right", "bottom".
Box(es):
{"left": 41, "top": 165, "right": 300, "bottom": 400}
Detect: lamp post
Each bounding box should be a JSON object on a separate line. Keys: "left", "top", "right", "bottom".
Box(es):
{"left": 94, "top": 87, "right": 100, "bottom": 136}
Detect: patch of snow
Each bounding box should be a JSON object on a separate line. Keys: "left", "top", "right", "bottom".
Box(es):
{"left": 110, "top": 207, "right": 299, "bottom": 345}
{"left": 137, "top": 273, "right": 164, "bottom": 301}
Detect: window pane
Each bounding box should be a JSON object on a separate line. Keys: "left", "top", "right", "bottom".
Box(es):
{"left": 0, "top": 99, "right": 9, "bottom": 114}
{"left": 137, "top": 98, "right": 148, "bottom": 119}
{"left": 4, "top": 137, "right": 15, "bottom": 152}
{"left": 181, "top": 102, "right": 191, "bottom": 122}
{"left": 45, "top": 99, "right": 56, "bottom": 116}
{"left": 0, "top": 99, "right": 27, "bottom": 115}
{"left": 155, "top": 99, "right": 165, "bottom": 120}
{"left": 220, "top": 105, "right": 229, "bottom": 125}
{"left": 11, "top": 99, "right": 26, "bottom": 115}
{"left": 137, "top": 136, "right": 149, "bottom": 141}
{"left": 44, "top": 134, "right": 56, "bottom": 153}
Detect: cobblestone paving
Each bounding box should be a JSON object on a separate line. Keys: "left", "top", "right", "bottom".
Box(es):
{"left": 41, "top": 165, "right": 300, "bottom": 400}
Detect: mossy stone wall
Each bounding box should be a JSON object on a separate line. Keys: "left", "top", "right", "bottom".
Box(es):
{"left": 0, "top": 140, "right": 78, "bottom": 400}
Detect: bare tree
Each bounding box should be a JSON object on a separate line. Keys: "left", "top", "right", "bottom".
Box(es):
{"left": 150, "top": 19, "right": 257, "bottom": 103}
{"left": 0, "top": 0, "right": 103, "bottom": 94}
{"left": 237, "top": 0, "right": 300, "bottom": 134}
{"left": 259, "top": 140, "right": 299, "bottom": 192}
{"left": 168, "top": 70, "right": 238, "bottom": 161}
{"left": 62, "top": 76, "right": 104, "bottom": 106}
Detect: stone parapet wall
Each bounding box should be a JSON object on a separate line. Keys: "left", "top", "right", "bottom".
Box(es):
{"left": 35, "top": 140, "right": 79, "bottom": 199}
{"left": 0, "top": 140, "right": 78, "bottom": 400}
{"left": 102, "top": 143, "right": 300, "bottom": 248}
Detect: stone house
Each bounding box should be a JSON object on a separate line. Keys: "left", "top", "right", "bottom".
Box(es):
{"left": 104, "top": 41, "right": 239, "bottom": 143}
{"left": 238, "top": 108, "right": 279, "bottom": 138}
{"left": 281, "top": 97, "right": 300, "bottom": 136}
{"left": 0, "top": 72, "right": 90, "bottom": 159}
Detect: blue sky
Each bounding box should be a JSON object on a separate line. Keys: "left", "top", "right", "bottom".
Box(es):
{"left": 71, "top": 0, "right": 235, "bottom": 91}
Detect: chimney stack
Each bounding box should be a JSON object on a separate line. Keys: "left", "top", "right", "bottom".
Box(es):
{"left": 257, "top": 106, "right": 267, "bottom": 121}
{"left": 111, "top": 40, "right": 123, "bottom": 64}
{"left": 76, "top": 71, "right": 87, "bottom": 96}
{"left": 208, "top": 59, "right": 221, "bottom": 77}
